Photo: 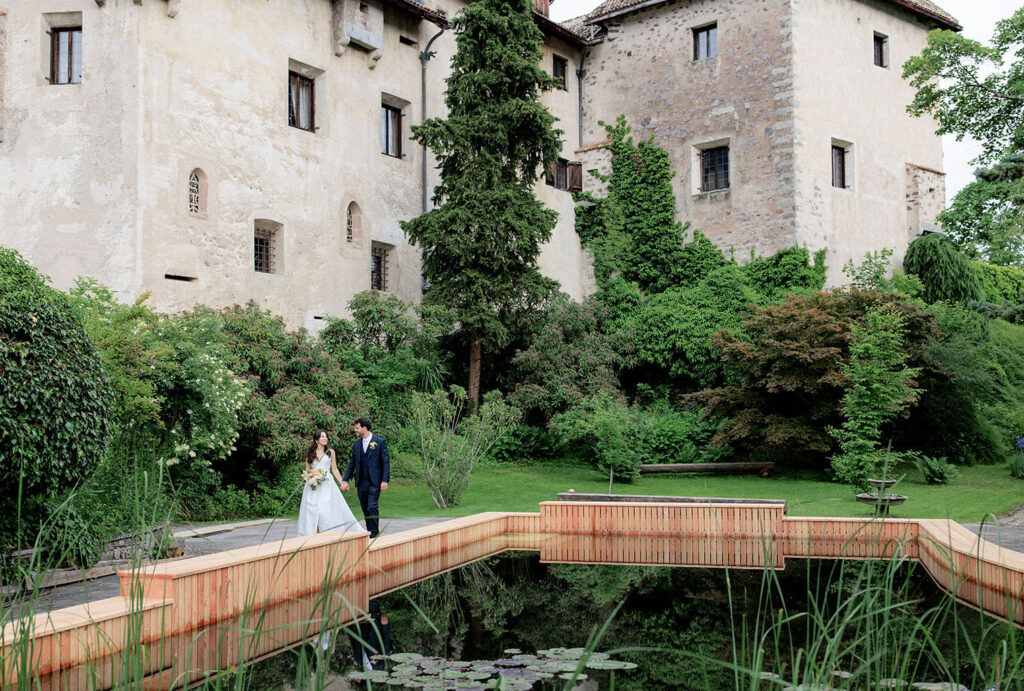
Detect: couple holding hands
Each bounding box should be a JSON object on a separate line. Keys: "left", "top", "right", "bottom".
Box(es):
{"left": 297, "top": 417, "right": 390, "bottom": 539}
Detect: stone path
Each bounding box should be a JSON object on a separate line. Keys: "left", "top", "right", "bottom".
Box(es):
{"left": 962, "top": 504, "right": 1024, "bottom": 554}
{"left": 8, "top": 517, "right": 450, "bottom": 614}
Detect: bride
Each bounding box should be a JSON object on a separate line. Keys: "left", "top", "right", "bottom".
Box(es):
{"left": 297, "top": 430, "right": 361, "bottom": 536}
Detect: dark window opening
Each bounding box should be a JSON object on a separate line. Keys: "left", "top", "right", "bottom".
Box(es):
{"left": 399, "top": 35, "right": 417, "bottom": 46}
{"left": 164, "top": 274, "right": 198, "bottom": 282}
{"left": 832, "top": 145, "right": 848, "bottom": 189}
{"left": 546, "top": 159, "right": 567, "bottom": 190}
{"left": 381, "top": 104, "right": 402, "bottom": 158}
{"left": 693, "top": 23, "right": 718, "bottom": 60}
{"left": 700, "top": 146, "right": 730, "bottom": 192}
{"left": 371, "top": 244, "right": 390, "bottom": 291}
{"left": 288, "top": 71, "right": 315, "bottom": 131}
{"left": 553, "top": 55, "right": 568, "bottom": 90}
{"left": 50, "top": 27, "right": 82, "bottom": 84}
{"left": 254, "top": 226, "right": 278, "bottom": 273}
{"left": 874, "top": 33, "right": 888, "bottom": 68}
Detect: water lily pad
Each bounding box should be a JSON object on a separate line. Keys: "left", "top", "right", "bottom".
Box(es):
{"left": 492, "top": 658, "right": 526, "bottom": 668}
{"left": 559, "top": 672, "right": 589, "bottom": 681}
{"left": 389, "top": 652, "right": 424, "bottom": 663}
{"left": 502, "top": 648, "right": 522, "bottom": 655}
{"left": 447, "top": 661, "right": 471, "bottom": 669}
{"left": 386, "top": 678, "right": 409, "bottom": 686}
{"left": 462, "top": 672, "right": 491, "bottom": 681}
{"left": 585, "top": 659, "right": 638, "bottom": 671}
{"left": 347, "top": 670, "right": 390, "bottom": 683}
{"left": 392, "top": 664, "right": 420, "bottom": 675}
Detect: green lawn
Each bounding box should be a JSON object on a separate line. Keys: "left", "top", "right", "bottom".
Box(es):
{"left": 349, "top": 462, "right": 1024, "bottom": 525}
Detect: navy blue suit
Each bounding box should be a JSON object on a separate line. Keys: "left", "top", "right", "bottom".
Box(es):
{"left": 343, "top": 434, "right": 390, "bottom": 537}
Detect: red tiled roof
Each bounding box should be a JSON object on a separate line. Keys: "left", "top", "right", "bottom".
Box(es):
{"left": 583, "top": 0, "right": 960, "bottom": 31}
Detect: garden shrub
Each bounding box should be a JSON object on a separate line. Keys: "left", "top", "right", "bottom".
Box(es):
{"left": 676, "top": 229, "right": 728, "bottom": 286}
{"left": 743, "top": 246, "right": 827, "bottom": 300}
{"left": 488, "top": 424, "right": 560, "bottom": 463}
{"left": 0, "top": 248, "right": 111, "bottom": 554}
{"left": 973, "top": 261, "right": 1024, "bottom": 303}
{"left": 1010, "top": 438, "right": 1024, "bottom": 479}
{"left": 912, "top": 454, "right": 960, "bottom": 484}
{"left": 697, "top": 289, "right": 939, "bottom": 467}
{"left": 550, "top": 392, "right": 640, "bottom": 479}
{"left": 632, "top": 265, "right": 759, "bottom": 389}
{"left": 509, "top": 293, "right": 624, "bottom": 419}
{"left": 412, "top": 387, "right": 520, "bottom": 507}
{"left": 904, "top": 233, "right": 984, "bottom": 304}
{"left": 828, "top": 307, "right": 922, "bottom": 488}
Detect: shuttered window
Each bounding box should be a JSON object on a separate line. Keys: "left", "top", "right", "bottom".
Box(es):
{"left": 381, "top": 104, "right": 402, "bottom": 157}
{"left": 546, "top": 159, "right": 580, "bottom": 191}
{"left": 567, "top": 162, "right": 583, "bottom": 192}
{"left": 553, "top": 55, "right": 568, "bottom": 90}
{"left": 832, "top": 145, "right": 847, "bottom": 188}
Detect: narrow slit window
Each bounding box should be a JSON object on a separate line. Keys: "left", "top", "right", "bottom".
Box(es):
{"left": 188, "top": 173, "right": 201, "bottom": 214}
{"left": 873, "top": 33, "right": 889, "bottom": 68}
{"left": 50, "top": 27, "right": 82, "bottom": 84}
{"left": 693, "top": 23, "right": 718, "bottom": 61}
{"left": 288, "top": 71, "right": 315, "bottom": 131}
{"left": 254, "top": 223, "right": 279, "bottom": 274}
{"left": 700, "top": 146, "right": 730, "bottom": 192}
{"left": 832, "top": 145, "right": 848, "bottom": 189}
{"left": 381, "top": 104, "right": 402, "bottom": 158}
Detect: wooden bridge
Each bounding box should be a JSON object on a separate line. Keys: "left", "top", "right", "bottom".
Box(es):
{"left": 3, "top": 500, "right": 1023, "bottom": 688}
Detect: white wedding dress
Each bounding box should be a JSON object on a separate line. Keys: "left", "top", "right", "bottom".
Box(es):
{"left": 297, "top": 454, "right": 361, "bottom": 536}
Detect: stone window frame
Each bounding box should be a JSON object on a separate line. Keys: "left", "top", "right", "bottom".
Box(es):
{"left": 873, "top": 32, "right": 889, "bottom": 69}
{"left": 43, "top": 12, "right": 83, "bottom": 85}
{"left": 693, "top": 22, "right": 718, "bottom": 61}
{"left": 831, "top": 138, "right": 854, "bottom": 191}
{"left": 381, "top": 93, "right": 411, "bottom": 160}
{"left": 254, "top": 219, "right": 283, "bottom": 274}
{"left": 188, "top": 168, "right": 209, "bottom": 217}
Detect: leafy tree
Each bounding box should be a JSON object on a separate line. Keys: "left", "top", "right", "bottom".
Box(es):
{"left": 828, "top": 307, "right": 922, "bottom": 488}
{"left": 973, "top": 259, "right": 1024, "bottom": 302}
{"left": 0, "top": 248, "right": 110, "bottom": 555}
{"left": 509, "top": 293, "right": 625, "bottom": 419}
{"left": 695, "top": 289, "right": 939, "bottom": 466}
{"left": 401, "top": 0, "right": 562, "bottom": 406}
{"left": 743, "top": 246, "right": 827, "bottom": 300}
{"left": 575, "top": 116, "right": 689, "bottom": 291}
{"left": 939, "top": 152, "right": 1024, "bottom": 266}
{"left": 903, "top": 233, "right": 984, "bottom": 304}
{"left": 903, "top": 8, "right": 1024, "bottom": 164}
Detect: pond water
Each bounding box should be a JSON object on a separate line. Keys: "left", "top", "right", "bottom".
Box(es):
{"left": 191, "top": 550, "right": 1021, "bottom": 690}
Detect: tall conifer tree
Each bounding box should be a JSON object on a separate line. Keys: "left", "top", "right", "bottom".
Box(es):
{"left": 401, "top": 0, "right": 562, "bottom": 405}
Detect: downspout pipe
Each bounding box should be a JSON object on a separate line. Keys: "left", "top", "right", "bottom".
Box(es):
{"left": 420, "top": 26, "right": 447, "bottom": 214}
{"left": 576, "top": 44, "right": 590, "bottom": 149}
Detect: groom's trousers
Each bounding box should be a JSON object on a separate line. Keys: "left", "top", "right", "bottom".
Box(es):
{"left": 357, "top": 483, "right": 380, "bottom": 538}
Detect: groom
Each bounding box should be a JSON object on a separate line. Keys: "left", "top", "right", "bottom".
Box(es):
{"left": 341, "top": 417, "right": 390, "bottom": 538}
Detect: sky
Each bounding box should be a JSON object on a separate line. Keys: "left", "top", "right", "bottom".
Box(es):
{"left": 548, "top": 0, "right": 1021, "bottom": 201}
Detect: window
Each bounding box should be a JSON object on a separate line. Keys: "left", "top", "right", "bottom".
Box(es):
{"left": 371, "top": 243, "right": 390, "bottom": 291}
{"left": 50, "top": 26, "right": 82, "bottom": 84}
{"left": 346, "top": 202, "right": 362, "bottom": 245}
{"left": 288, "top": 71, "right": 315, "bottom": 131}
{"left": 700, "top": 146, "right": 729, "bottom": 192}
{"left": 545, "top": 159, "right": 583, "bottom": 192}
{"left": 254, "top": 221, "right": 281, "bottom": 274}
{"left": 553, "top": 55, "right": 568, "bottom": 90}
{"left": 832, "top": 145, "right": 847, "bottom": 188}
{"left": 187, "top": 168, "right": 207, "bottom": 215}
{"left": 693, "top": 23, "right": 718, "bottom": 61}
{"left": 873, "top": 33, "right": 888, "bottom": 68}
{"left": 381, "top": 104, "right": 402, "bottom": 158}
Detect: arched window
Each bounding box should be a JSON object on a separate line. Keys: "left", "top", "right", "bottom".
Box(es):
{"left": 188, "top": 168, "right": 208, "bottom": 216}
{"left": 346, "top": 201, "right": 362, "bottom": 246}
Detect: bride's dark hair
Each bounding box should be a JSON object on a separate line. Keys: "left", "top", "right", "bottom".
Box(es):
{"left": 306, "top": 430, "right": 333, "bottom": 463}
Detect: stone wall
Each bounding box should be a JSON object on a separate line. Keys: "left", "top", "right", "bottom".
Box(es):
{"left": 580, "top": 0, "right": 799, "bottom": 260}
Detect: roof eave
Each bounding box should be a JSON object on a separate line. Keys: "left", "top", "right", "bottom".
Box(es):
{"left": 535, "top": 12, "right": 596, "bottom": 46}
{"left": 384, "top": 0, "right": 449, "bottom": 28}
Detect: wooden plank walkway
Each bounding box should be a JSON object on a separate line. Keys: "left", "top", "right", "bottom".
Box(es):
{"left": 4, "top": 501, "right": 1023, "bottom": 688}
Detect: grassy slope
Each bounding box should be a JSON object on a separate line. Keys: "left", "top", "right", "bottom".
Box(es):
{"left": 348, "top": 462, "right": 1023, "bottom": 524}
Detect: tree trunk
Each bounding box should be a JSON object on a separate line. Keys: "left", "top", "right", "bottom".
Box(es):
{"left": 468, "top": 338, "right": 481, "bottom": 410}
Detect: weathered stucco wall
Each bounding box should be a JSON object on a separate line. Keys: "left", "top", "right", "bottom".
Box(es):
{"left": 0, "top": 1, "right": 141, "bottom": 295}
{"left": 790, "top": 0, "right": 945, "bottom": 283}
{"left": 0, "top": 0, "right": 587, "bottom": 328}
{"left": 581, "top": 0, "right": 798, "bottom": 260}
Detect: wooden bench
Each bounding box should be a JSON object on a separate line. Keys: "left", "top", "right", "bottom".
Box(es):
{"left": 557, "top": 492, "right": 787, "bottom": 514}
{"left": 638, "top": 461, "right": 775, "bottom": 478}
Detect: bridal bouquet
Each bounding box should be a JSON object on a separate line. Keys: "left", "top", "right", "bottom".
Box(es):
{"left": 302, "top": 468, "right": 327, "bottom": 490}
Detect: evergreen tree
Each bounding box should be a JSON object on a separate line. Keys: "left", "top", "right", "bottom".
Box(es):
{"left": 401, "top": 0, "right": 561, "bottom": 405}
{"left": 903, "top": 233, "right": 984, "bottom": 304}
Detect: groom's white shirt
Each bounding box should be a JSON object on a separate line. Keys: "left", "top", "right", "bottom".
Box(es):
{"left": 361, "top": 434, "right": 371, "bottom": 453}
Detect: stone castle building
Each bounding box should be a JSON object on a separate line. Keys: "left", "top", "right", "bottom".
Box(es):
{"left": 0, "top": 0, "right": 956, "bottom": 328}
